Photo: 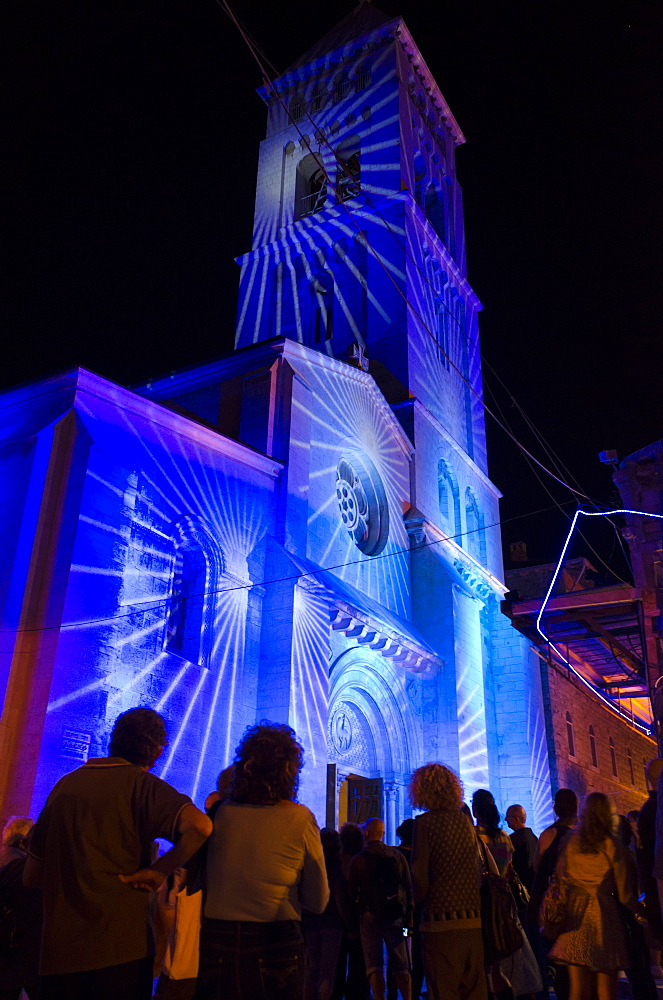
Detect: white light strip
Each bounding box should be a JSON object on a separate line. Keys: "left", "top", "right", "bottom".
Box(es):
{"left": 535, "top": 508, "right": 663, "bottom": 734}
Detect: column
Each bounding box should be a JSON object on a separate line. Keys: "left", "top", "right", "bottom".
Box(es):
{"left": 385, "top": 782, "right": 397, "bottom": 845}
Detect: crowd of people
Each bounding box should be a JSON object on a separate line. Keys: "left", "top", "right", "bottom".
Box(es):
{"left": 2, "top": 707, "right": 663, "bottom": 1000}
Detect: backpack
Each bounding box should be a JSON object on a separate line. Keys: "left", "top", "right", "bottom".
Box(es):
{"left": 0, "top": 857, "right": 24, "bottom": 955}
{"left": 362, "top": 850, "right": 405, "bottom": 922}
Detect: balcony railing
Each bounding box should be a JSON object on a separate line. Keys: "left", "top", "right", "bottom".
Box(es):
{"left": 299, "top": 187, "right": 328, "bottom": 217}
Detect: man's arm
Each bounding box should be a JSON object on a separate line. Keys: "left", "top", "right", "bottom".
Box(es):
{"left": 118, "top": 802, "right": 212, "bottom": 892}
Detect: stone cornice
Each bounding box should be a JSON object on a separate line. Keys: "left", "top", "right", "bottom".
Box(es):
{"left": 18, "top": 368, "right": 284, "bottom": 480}
{"left": 258, "top": 19, "right": 399, "bottom": 98}
{"left": 404, "top": 507, "right": 507, "bottom": 599}
{"left": 406, "top": 198, "right": 482, "bottom": 310}
{"left": 395, "top": 23, "right": 465, "bottom": 147}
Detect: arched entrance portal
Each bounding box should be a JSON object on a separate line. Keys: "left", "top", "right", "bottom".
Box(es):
{"left": 327, "top": 647, "right": 423, "bottom": 844}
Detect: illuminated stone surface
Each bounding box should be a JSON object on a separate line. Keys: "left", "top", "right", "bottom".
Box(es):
{"left": 0, "top": 8, "right": 560, "bottom": 834}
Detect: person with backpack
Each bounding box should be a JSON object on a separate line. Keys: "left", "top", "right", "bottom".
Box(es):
{"left": 528, "top": 788, "right": 578, "bottom": 1000}
{"left": 348, "top": 818, "right": 413, "bottom": 1000}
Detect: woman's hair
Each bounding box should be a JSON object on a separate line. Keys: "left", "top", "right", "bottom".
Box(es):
{"left": 2, "top": 816, "right": 33, "bottom": 848}
{"left": 230, "top": 722, "right": 303, "bottom": 805}
{"left": 616, "top": 814, "right": 632, "bottom": 847}
{"left": 339, "top": 822, "right": 365, "bottom": 856}
{"left": 472, "top": 789, "right": 501, "bottom": 837}
{"left": 577, "top": 792, "right": 615, "bottom": 853}
{"left": 109, "top": 707, "right": 167, "bottom": 767}
{"left": 396, "top": 818, "right": 414, "bottom": 846}
{"left": 409, "top": 763, "right": 463, "bottom": 811}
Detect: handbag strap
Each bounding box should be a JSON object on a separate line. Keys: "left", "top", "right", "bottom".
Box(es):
{"left": 476, "top": 832, "right": 491, "bottom": 874}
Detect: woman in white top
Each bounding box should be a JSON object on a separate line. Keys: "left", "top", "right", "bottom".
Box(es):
{"left": 198, "top": 722, "right": 329, "bottom": 1000}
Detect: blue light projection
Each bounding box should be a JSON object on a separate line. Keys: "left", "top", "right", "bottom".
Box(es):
{"left": 20, "top": 374, "right": 277, "bottom": 814}
{"left": 1, "top": 12, "right": 567, "bottom": 828}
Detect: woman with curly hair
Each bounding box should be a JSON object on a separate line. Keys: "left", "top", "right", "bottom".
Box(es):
{"left": 548, "top": 792, "right": 643, "bottom": 1000}
{"left": 198, "top": 722, "right": 329, "bottom": 1000}
{"left": 410, "top": 763, "right": 487, "bottom": 1000}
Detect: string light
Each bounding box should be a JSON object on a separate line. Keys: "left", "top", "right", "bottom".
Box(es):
{"left": 535, "top": 508, "right": 663, "bottom": 735}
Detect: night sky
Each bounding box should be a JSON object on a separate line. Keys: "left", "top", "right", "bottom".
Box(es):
{"left": 5, "top": 0, "right": 661, "bottom": 569}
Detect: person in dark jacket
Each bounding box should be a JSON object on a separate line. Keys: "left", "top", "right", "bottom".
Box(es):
{"left": 333, "top": 824, "right": 368, "bottom": 1000}
{"left": 348, "top": 818, "right": 413, "bottom": 1000}
{"left": 529, "top": 789, "right": 578, "bottom": 1000}
{"left": 506, "top": 806, "right": 537, "bottom": 892}
{"left": 304, "top": 828, "right": 351, "bottom": 1000}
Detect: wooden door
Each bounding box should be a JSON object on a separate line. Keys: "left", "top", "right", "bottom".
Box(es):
{"left": 347, "top": 776, "right": 383, "bottom": 824}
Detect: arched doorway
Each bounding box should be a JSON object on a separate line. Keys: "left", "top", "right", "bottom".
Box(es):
{"left": 327, "top": 647, "right": 423, "bottom": 844}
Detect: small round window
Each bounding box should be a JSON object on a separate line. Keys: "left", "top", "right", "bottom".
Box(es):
{"left": 335, "top": 454, "right": 389, "bottom": 556}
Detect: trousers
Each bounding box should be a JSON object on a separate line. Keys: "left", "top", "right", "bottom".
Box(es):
{"left": 197, "top": 918, "right": 305, "bottom": 1000}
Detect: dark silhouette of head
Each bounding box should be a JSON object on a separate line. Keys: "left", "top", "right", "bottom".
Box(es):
{"left": 109, "top": 708, "right": 167, "bottom": 768}
{"left": 396, "top": 818, "right": 414, "bottom": 846}
{"left": 339, "top": 822, "right": 365, "bottom": 856}
{"left": 554, "top": 788, "right": 578, "bottom": 822}
{"left": 472, "top": 789, "right": 500, "bottom": 837}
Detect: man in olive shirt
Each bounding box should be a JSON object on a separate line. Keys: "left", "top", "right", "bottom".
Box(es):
{"left": 24, "top": 707, "right": 212, "bottom": 1000}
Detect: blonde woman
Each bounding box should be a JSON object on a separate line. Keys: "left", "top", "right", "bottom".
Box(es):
{"left": 549, "top": 792, "right": 643, "bottom": 1000}
{"left": 410, "top": 763, "right": 487, "bottom": 1000}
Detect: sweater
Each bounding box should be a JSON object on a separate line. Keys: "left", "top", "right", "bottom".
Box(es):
{"left": 411, "top": 809, "right": 481, "bottom": 932}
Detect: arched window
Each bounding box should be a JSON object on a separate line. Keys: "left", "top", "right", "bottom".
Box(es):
{"left": 336, "top": 135, "right": 361, "bottom": 202}
{"left": 436, "top": 458, "right": 459, "bottom": 535}
{"left": 332, "top": 71, "right": 351, "bottom": 104}
{"left": 609, "top": 737, "right": 618, "bottom": 777}
{"left": 436, "top": 300, "right": 450, "bottom": 370}
{"left": 425, "top": 182, "right": 447, "bottom": 243}
{"left": 295, "top": 153, "right": 327, "bottom": 220}
{"left": 589, "top": 725, "right": 598, "bottom": 767}
{"left": 166, "top": 517, "right": 220, "bottom": 668}
{"left": 311, "top": 271, "right": 334, "bottom": 343}
{"left": 311, "top": 82, "right": 327, "bottom": 112}
{"left": 413, "top": 152, "right": 426, "bottom": 207}
{"left": 354, "top": 62, "right": 371, "bottom": 91}
{"left": 464, "top": 489, "right": 485, "bottom": 563}
{"left": 566, "top": 712, "right": 576, "bottom": 757}
{"left": 438, "top": 461, "right": 450, "bottom": 520}
{"left": 628, "top": 748, "right": 635, "bottom": 785}
{"left": 290, "top": 95, "right": 305, "bottom": 122}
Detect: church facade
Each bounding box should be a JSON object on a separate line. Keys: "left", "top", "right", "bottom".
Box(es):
{"left": 3, "top": 7, "right": 635, "bottom": 836}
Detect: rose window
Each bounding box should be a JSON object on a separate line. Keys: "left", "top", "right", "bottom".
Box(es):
{"left": 335, "top": 455, "right": 389, "bottom": 556}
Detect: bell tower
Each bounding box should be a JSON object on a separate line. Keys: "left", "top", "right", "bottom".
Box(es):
{"left": 235, "top": 2, "right": 487, "bottom": 467}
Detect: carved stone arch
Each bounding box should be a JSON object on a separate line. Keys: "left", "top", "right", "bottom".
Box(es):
{"left": 295, "top": 152, "right": 327, "bottom": 220}
{"left": 165, "top": 515, "right": 224, "bottom": 668}
{"left": 413, "top": 150, "right": 427, "bottom": 207}
{"left": 464, "top": 488, "right": 486, "bottom": 564}
{"left": 436, "top": 454, "right": 460, "bottom": 537}
{"left": 328, "top": 648, "right": 421, "bottom": 778}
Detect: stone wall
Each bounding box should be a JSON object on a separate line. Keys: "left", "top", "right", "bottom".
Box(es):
{"left": 541, "top": 654, "right": 656, "bottom": 815}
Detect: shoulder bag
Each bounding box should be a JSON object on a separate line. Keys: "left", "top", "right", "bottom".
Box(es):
{"left": 538, "top": 842, "right": 588, "bottom": 941}
{"left": 477, "top": 837, "right": 523, "bottom": 964}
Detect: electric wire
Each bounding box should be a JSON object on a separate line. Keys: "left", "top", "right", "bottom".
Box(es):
{"left": 0, "top": 498, "right": 577, "bottom": 636}
{"left": 215, "top": 0, "right": 592, "bottom": 501}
